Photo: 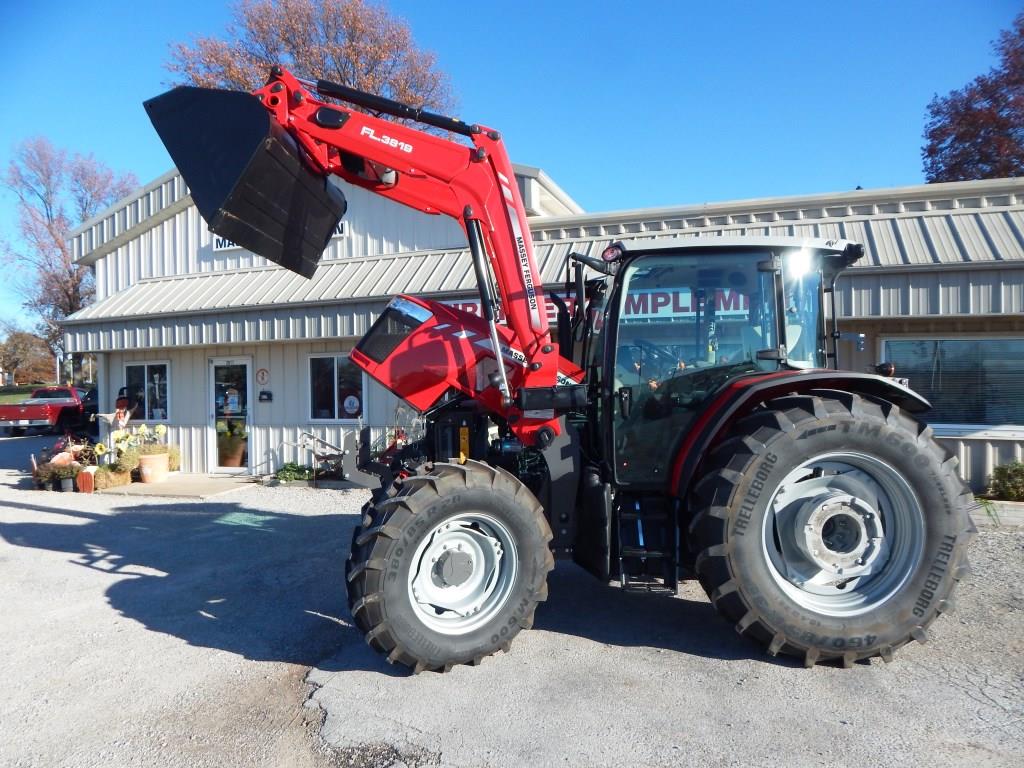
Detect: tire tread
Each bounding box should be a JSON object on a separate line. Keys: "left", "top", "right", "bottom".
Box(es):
{"left": 346, "top": 459, "right": 554, "bottom": 673}
{"left": 689, "top": 391, "right": 974, "bottom": 667}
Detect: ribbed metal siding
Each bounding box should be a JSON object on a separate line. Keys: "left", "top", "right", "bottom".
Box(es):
{"left": 89, "top": 182, "right": 467, "bottom": 300}
{"left": 579, "top": 208, "right": 1024, "bottom": 270}
{"left": 939, "top": 435, "right": 1024, "bottom": 492}
{"left": 145, "top": 424, "right": 396, "bottom": 474}
{"left": 833, "top": 266, "right": 1024, "bottom": 318}
{"left": 66, "top": 301, "right": 388, "bottom": 353}
{"left": 72, "top": 171, "right": 188, "bottom": 266}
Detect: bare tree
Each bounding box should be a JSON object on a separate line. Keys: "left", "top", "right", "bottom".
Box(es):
{"left": 2, "top": 138, "right": 137, "bottom": 354}
{"left": 923, "top": 13, "right": 1024, "bottom": 182}
{"left": 167, "top": 0, "right": 454, "bottom": 113}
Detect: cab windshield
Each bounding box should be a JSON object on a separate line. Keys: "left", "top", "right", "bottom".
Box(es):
{"left": 614, "top": 251, "right": 778, "bottom": 392}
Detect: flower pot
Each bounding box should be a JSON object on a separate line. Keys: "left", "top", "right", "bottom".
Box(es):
{"left": 218, "top": 437, "right": 247, "bottom": 468}
{"left": 138, "top": 452, "right": 170, "bottom": 484}
{"left": 60, "top": 478, "right": 75, "bottom": 492}
{"left": 48, "top": 480, "right": 59, "bottom": 492}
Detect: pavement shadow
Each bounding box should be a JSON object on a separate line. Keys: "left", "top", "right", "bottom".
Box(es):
{"left": 536, "top": 562, "right": 786, "bottom": 666}
{"left": 0, "top": 434, "right": 53, "bottom": 491}
{"left": 0, "top": 497, "right": 375, "bottom": 669}
{"left": 0, "top": 496, "right": 777, "bottom": 674}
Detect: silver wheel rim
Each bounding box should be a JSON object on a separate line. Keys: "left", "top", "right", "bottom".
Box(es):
{"left": 761, "top": 451, "right": 925, "bottom": 617}
{"left": 407, "top": 513, "right": 518, "bottom": 635}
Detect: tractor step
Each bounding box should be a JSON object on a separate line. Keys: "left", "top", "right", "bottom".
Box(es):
{"left": 620, "top": 546, "right": 668, "bottom": 559}
{"left": 620, "top": 574, "right": 678, "bottom": 593}
{"left": 616, "top": 495, "right": 679, "bottom": 592}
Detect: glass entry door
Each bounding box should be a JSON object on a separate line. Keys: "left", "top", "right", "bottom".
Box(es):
{"left": 210, "top": 357, "right": 251, "bottom": 472}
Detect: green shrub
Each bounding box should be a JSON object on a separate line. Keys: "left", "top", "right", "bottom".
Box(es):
{"left": 34, "top": 462, "right": 56, "bottom": 485}
{"left": 52, "top": 465, "right": 79, "bottom": 481}
{"left": 275, "top": 462, "right": 314, "bottom": 482}
{"left": 989, "top": 461, "right": 1024, "bottom": 502}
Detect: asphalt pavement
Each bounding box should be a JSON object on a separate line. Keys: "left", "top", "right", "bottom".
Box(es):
{"left": 0, "top": 433, "right": 1021, "bottom": 767}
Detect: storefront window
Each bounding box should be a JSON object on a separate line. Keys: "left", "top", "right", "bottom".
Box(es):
{"left": 309, "top": 355, "right": 364, "bottom": 420}
{"left": 124, "top": 362, "right": 169, "bottom": 421}
{"left": 883, "top": 338, "right": 1024, "bottom": 425}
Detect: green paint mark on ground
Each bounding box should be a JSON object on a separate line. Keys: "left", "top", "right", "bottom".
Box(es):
{"left": 213, "top": 511, "right": 276, "bottom": 529}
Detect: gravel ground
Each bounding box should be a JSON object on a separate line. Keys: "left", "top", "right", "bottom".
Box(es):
{"left": 311, "top": 530, "right": 1024, "bottom": 768}
{"left": 0, "top": 434, "right": 363, "bottom": 768}
{"left": 1, "top": 433, "right": 1022, "bottom": 767}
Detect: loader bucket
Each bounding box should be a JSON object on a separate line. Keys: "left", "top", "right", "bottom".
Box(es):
{"left": 144, "top": 86, "right": 347, "bottom": 278}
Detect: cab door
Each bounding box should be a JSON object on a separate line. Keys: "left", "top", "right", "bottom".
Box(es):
{"left": 608, "top": 251, "right": 777, "bottom": 486}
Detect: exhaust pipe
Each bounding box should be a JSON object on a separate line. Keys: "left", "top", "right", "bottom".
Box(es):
{"left": 144, "top": 86, "right": 347, "bottom": 278}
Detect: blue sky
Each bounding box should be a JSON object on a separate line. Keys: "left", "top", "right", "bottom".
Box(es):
{"left": 0, "top": 0, "right": 1019, "bottom": 327}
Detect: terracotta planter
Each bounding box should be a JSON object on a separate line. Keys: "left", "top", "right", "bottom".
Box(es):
{"left": 138, "top": 452, "right": 170, "bottom": 483}
{"left": 218, "top": 437, "right": 247, "bottom": 467}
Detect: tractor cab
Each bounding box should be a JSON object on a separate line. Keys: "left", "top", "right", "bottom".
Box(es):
{"left": 580, "top": 237, "right": 862, "bottom": 486}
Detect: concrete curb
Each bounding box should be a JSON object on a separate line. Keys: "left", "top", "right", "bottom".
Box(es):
{"left": 972, "top": 500, "right": 1024, "bottom": 528}
{"left": 261, "top": 477, "right": 366, "bottom": 490}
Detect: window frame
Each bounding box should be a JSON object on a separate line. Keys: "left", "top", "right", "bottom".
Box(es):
{"left": 306, "top": 352, "right": 367, "bottom": 424}
{"left": 878, "top": 333, "right": 1024, "bottom": 433}
{"left": 122, "top": 359, "right": 172, "bottom": 423}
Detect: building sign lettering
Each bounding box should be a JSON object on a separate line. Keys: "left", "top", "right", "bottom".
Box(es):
{"left": 212, "top": 221, "right": 348, "bottom": 252}
{"left": 442, "top": 288, "right": 748, "bottom": 325}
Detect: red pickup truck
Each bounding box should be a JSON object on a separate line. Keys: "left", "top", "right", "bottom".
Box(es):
{"left": 0, "top": 386, "right": 97, "bottom": 436}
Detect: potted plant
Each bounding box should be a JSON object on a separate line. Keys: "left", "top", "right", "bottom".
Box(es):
{"left": 135, "top": 424, "right": 172, "bottom": 483}
{"left": 110, "top": 424, "right": 172, "bottom": 483}
{"left": 34, "top": 462, "right": 55, "bottom": 491}
{"left": 217, "top": 420, "right": 248, "bottom": 467}
{"left": 53, "top": 465, "right": 78, "bottom": 492}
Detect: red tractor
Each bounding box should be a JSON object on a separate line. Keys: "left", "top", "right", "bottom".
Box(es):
{"left": 147, "top": 67, "right": 973, "bottom": 672}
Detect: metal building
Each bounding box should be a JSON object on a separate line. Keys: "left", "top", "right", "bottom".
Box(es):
{"left": 64, "top": 173, "right": 1024, "bottom": 489}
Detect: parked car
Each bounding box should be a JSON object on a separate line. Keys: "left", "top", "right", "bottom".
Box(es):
{"left": 0, "top": 386, "right": 96, "bottom": 436}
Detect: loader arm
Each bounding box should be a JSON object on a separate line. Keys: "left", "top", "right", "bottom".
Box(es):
{"left": 255, "top": 68, "right": 558, "bottom": 387}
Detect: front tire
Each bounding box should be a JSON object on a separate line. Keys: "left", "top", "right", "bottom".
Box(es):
{"left": 346, "top": 460, "right": 554, "bottom": 672}
{"left": 690, "top": 392, "right": 974, "bottom": 667}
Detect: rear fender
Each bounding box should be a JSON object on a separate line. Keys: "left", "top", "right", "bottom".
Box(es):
{"left": 670, "top": 370, "right": 931, "bottom": 498}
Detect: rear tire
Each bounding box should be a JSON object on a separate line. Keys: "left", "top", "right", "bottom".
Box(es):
{"left": 690, "top": 391, "right": 974, "bottom": 667}
{"left": 346, "top": 460, "right": 554, "bottom": 672}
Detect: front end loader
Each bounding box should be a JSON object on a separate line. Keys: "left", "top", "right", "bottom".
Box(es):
{"left": 146, "top": 67, "right": 974, "bottom": 672}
